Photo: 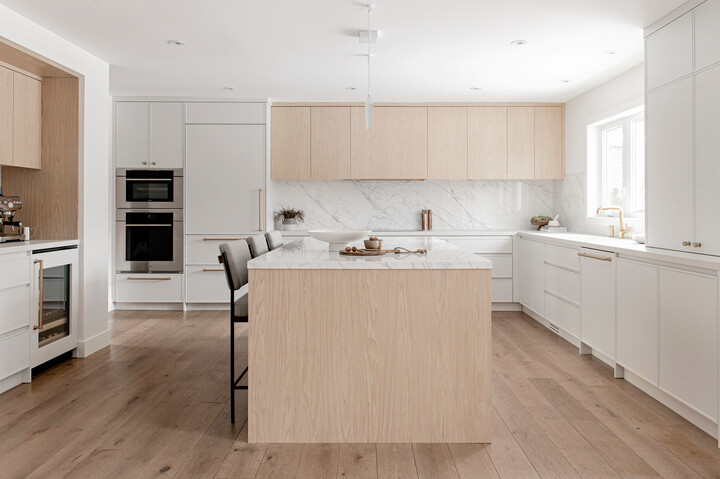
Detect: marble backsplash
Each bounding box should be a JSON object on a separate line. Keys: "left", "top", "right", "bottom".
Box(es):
{"left": 271, "top": 180, "right": 555, "bottom": 231}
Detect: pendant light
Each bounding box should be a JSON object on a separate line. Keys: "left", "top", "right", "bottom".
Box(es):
{"left": 365, "top": 4, "right": 374, "bottom": 131}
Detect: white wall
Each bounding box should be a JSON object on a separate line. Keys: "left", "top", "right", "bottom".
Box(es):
{"left": 555, "top": 64, "right": 645, "bottom": 235}
{"left": 0, "top": 5, "right": 111, "bottom": 356}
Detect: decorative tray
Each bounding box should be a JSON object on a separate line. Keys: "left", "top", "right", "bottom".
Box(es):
{"left": 339, "top": 247, "right": 427, "bottom": 257}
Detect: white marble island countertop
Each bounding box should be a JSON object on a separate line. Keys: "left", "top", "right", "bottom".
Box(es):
{"left": 248, "top": 236, "right": 492, "bottom": 270}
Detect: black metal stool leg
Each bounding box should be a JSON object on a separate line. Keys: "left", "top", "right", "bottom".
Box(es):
{"left": 230, "top": 290, "right": 235, "bottom": 424}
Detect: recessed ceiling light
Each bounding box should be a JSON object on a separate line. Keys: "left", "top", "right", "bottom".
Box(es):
{"left": 510, "top": 39, "right": 527, "bottom": 46}
{"left": 222, "top": 86, "right": 236, "bottom": 91}
{"left": 604, "top": 49, "right": 618, "bottom": 55}
{"left": 470, "top": 87, "right": 482, "bottom": 91}
{"left": 166, "top": 40, "right": 186, "bottom": 46}
{"left": 346, "top": 86, "right": 358, "bottom": 90}
{"left": 559, "top": 79, "right": 571, "bottom": 84}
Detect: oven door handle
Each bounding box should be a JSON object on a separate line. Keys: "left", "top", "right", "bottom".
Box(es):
{"left": 125, "top": 178, "right": 173, "bottom": 182}
{"left": 124, "top": 224, "right": 173, "bottom": 227}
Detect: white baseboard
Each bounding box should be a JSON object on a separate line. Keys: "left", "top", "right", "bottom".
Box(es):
{"left": 492, "top": 302, "right": 522, "bottom": 312}
{"left": 76, "top": 328, "right": 110, "bottom": 357}
{"left": 0, "top": 370, "right": 24, "bottom": 395}
{"left": 185, "top": 303, "right": 229, "bottom": 311}
{"left": 113, "top": 302, "right": 184, "bottom": 311}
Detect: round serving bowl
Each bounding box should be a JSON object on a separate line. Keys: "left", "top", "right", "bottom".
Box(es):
{"left": 307, "top": 230, "right": 372, "bottom": 252}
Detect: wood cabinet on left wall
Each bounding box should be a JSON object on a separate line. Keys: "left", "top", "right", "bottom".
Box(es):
{"left": 0, "top": 65, "right": 42, "bottom": 169}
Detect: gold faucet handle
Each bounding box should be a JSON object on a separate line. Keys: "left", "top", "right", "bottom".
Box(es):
{"left": 609, "top": 225, "right": 615, "bottom": 238}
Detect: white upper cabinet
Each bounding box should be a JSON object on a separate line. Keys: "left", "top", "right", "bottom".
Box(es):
{"left": 694, "top": 64, "right": 720, "bottom": 256}
{"left": 116, "top": 102, "right": 150, "bottom": 168}
{"left": 694, "top": 0, "right": 720, "bottom": 71}
{"left": 186, "top": 102, "right": 265, "bottom": 124}
{"left": 116, "top": 101, "right": 184, "bottom": 168}
{"left": 186, "top": 124, "right": 265, "bottom": 235}
{"left": 646, "top": 77, "right": 694, "bottom": 252}
{"left": 149, "top": 102, "right": 184, "bottom": 168}
{"left": 646, "top": 12, "right": 692, "bottom": 90}
{"left": 658, "top": 267, "right": 718, "bottom": 422}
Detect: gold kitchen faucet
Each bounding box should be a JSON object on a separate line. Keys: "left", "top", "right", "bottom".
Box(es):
{"left": 597, "top": 207, "right": 627, "bottom": 239}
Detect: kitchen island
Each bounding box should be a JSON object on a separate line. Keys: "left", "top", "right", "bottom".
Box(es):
{"left": 247, "top": 237, "right": 492, "bottom": 443}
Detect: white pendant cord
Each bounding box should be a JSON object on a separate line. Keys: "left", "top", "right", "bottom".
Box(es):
{"left": 367, "top": 4, "right": 372, "bottom": 98}
{"left": 365, "top": 4, "right": 374, "bottom": 130}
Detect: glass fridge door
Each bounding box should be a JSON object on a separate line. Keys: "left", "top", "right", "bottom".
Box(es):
{"left": 37, "top": 264, "right": 70, "bottom": 347}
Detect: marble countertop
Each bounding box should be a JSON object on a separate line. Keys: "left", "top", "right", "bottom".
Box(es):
{"left": 0, "top": 238, "right": 79, "bottom": 255}
{"left": 281, "top": 229, "right": 518, "bottom": 237}
{"left": 518, "top": 230, "right": 720, "bottom": 270}
{"left": 248, "top": 236, "right": 492, "bottom": 270}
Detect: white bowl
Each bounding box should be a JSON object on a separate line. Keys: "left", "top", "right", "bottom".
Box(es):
{"left": 307, "top": 230, "right": 371, "bottom": 251}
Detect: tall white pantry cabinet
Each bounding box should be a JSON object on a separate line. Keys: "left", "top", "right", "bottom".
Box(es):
{"left": 646, "top": 0, "right": 720, "bottom": 256}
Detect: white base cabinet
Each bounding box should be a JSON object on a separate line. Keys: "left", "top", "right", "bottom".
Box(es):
{"left": 115, "top": 274, "right": 183, "bottom": 303}
{"left": 579, "top": 248, "right": 616, "bottom": 361}
{"left": 658, "top": 267, "right": 718, "bottom": 422}
{"left": 518, "top": 238, "right": 545, "bottom": 316}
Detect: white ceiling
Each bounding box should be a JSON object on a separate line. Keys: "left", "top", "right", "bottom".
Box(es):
{"left": 0, "top": 0, "right": 687, "bottom": 102}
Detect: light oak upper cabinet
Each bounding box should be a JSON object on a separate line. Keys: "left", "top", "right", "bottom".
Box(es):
{"left": 0, "top": 66, "right": 12, "bottom": 167}
{"left": 351, "top": 106, "right": 428, "bottom": 180}
{"left": 534, "top": 107, "right": 563, "bottom": 179}
{"left": 507, "top": 107, "right": 534, "bottom": 179}
{"left": 271, "top": 107, "right": 311, "bottom": 180}
{"left": 468, "top": 107, "right": 507, "bottom": 179}
{"left": 311, "top": 107, "right": 350, "bottom": 179}
{"left": 428, "top": 106, "right": 467, "bottom": 179}
{"left": 646, "top": 12, "right": 692, "bottom": 90}
{"left": 13, "top": 72, "right": 42, "bottom": 170}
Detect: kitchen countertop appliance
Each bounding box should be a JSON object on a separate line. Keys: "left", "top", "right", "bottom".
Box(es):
{"left": 0, "top": 195, "right": 24, "bottom": 243}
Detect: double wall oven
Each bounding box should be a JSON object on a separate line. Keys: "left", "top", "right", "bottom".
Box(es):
{"left": 116, "top": 169, "right": 183, "bottom": 273}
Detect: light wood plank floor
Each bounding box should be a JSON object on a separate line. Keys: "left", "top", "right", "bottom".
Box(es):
{"left": 1, "top": 310, "right": 719, "bottom": 478}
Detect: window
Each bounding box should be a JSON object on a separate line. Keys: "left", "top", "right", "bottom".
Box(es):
{"left": 587, "top": 107, "right": 645, "bottom": 218}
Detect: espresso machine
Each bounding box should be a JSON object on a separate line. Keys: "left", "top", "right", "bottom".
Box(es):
{"left": 0, "top": 195, "right": 24, "bottom": 243}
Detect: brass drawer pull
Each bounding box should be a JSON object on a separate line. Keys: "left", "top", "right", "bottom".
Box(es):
{"left": 203, "top": 268, "right": 224, "bottom": 272}
{"left": 693, "top": 242, "right": 702, "bottom": 248}
{"left": 258, "top": 188, "right": 263, "bottom": 231}
{"left": 34, "top": 259, "right": 43, "bottom": 331}
{"left": 127, "top": 277, "right": 172, "bottom": 281}
{"left": 578, "top": 252, "right": 612, "bottom": 262}
{"left": 682, "top": 241, "right": 691, "bottom": 247}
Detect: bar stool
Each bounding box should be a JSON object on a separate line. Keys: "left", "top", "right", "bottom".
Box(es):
{"left": 247, "top": 234, "right": 269, "bottom": 258}
{"left": 218, "top": 239, "right": 251, "bottom": 423}
{"left": 264, "top": 230, "right": 284, "bottom": 251}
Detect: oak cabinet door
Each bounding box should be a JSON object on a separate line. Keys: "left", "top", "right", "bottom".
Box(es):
{"left": 428, "top": 106, "right": 467, "bottom": 179}
{"left": 507, "top": 107, "right": 534, "bottom": 179}
{"left": 351, "top": 107, "right": 428, "bottom": 180}
{"left": 271, "top": 106, "right": 311, "bottom": 179}
{"left": 534, "top": 106, "right": 563, "bottom": 179}
{"left": 0, "top": 66, "right": 12, "bottom": 167}
{"left": 468, "top": 107, "right": 507, "bottom": 179}
{"left": 13, "top": 72, "right": 41, "bottom": 169}
{"left": 311, "top": 107, "right": 350, "bottom": 179}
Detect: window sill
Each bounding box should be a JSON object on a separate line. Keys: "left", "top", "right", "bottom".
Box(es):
{"left": 585, "top": 215, "right": 644, "bottom": 228}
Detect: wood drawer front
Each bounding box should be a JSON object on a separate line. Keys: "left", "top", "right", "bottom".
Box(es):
{"left": 492, "top": 279, "right": 513, "bottom": 302}
{"left": 485, "top": 254, "right": 512, "bottom": 278}
{"left": 545, "top": 293, "right": 580, "bottom": 338}
{"left": 187, "top": 266, "right": 229, "bottom": 303}
{"left": 0, "top": 287, "right": 30, "bottom": 336}
{"left": 444, "top": 237, "right": 513, "bottom": 254}
{"left": 185, "top": 102, "right": 265, "bottom": 124}
{"left": 115, "top": 274, "right": 183, "bottom": 303}
{"left": 0, "top": 329, "right": 29, "bottom": 380}
{"left": 187, "top": 235, "right": 247, "bottom": 265}
{"left": 544, "top": 264, "right": 580, "bottom": 305}
{"left": 0, "top": 256, "right": 30, "bottom": 290}
{"left": 544, "top": 244, "right": 579, "bottom": 272}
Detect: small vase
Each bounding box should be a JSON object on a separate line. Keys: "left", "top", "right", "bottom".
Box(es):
{"left": 283, "top": 218, "right": 299, "bottom": 231}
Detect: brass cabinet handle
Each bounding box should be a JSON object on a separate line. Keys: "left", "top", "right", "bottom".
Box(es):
{"left": 693, "top": 242, "right": 702, "bottom": 248}
{"left": 682, "top": 241, "right": 691, "bottom": 247}
{"left": 203, "top": 238, "right": 241, "bottom": 241}
{"left": 151, "top": 162, "right": 156, "bottom": 165}
{"left": 142, "top": 161, "right": 147, "bottom": 165}
{"left": 127, "top": 276, "right": 172, "bottom": 281}
{"left": 34, "top": 259, "right": 43, "bottom": 331}
{"left": 203, "top": 268, "right": 224, "bottom": 272}
{"left": 578, "top": 252, "right": 612, "bottom": 262}
{"left": 258, "top": 188, "right": 263, "bottom": 231}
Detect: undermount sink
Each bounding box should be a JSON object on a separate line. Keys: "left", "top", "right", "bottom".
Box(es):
{"left": 307, "top": 230, "right": 371, "bottom": 252}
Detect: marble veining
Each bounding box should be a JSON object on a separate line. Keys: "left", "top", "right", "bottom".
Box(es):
{"left": 271, "top": 180, "right": 554, "bottom": 231}
{"left": 248, "top": 237, "right": 493, "bottom": 270}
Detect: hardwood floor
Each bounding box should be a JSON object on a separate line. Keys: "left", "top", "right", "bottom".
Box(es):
{"left": 1, "top": 310, "right": 719, "bottom": 478}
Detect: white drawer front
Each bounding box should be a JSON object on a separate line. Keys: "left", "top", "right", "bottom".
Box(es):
{"left": 545, "top": 293, "right": 580, "bottom": 338}
{"left": 115, "top": 274, "right": 183, "bottom": 303}
{"left": 492, "top": 279, "right": 513, "bottom": 302}
{"left": 0, "top": 287, "right": 30, "bottom": 335}
{"left": 443, "top": 237, "right": 513, "bottom": 254}
{"left": 187, "top": 235, "right": 247, "bottom": 265}
{"left": 0, "top": 256, "right": 30, "bottom": 290}
{"left": 0, "top": 329, "right": 29, "bottom": 380}
{"left": 544, "top": 264, "right": 580, "bottom": 305}
{"left": 187, "top": 266, "right": 229, "bottom": 303}
{"left": 544, "top": 244, "right": 579, "bottom": 272}
{"left": 484, "top": 254, "right": 512, "bottom": 278}
{"left": 186, "top": 102, "right": 265, "bottom": 124}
